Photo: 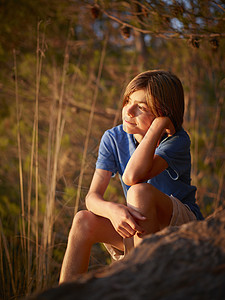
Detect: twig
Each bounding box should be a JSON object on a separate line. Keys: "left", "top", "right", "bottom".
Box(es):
{"left": 212, "top": 0, "right": 225, "bottom": 13}
{"left": 101, "top": 8, "right": 225, "bottom": 39}
{"left": 74, "top": 33, "right": 108, "bottom": 214}
{"left": 0, "top": 218, "right": 16, "bottom": 295}
{"left": 42, "top": 23, "right": 71, "bottom": 282}
{"left": 113, "top": 54, "right": 136, "bottom": 127}
{"left": 215, "top": 162, "right": 225, "bottom": 210}
{"left": 13, "top": 49, "right": 26, "bottom": 253}
{"left": 204, "top": 96, "right": 224, "bottom": 165}
{"left": 35, "top": 19, "right": 46, "bottom": 289}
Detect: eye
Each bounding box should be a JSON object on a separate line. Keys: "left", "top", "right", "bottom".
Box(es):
{"left": 124, "top": 98, "right": 130, "bottom": 106}
{"left": 138, "top": 104, "right": 148, "bottom": 111}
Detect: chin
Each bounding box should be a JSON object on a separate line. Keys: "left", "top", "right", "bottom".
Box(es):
{"left": 123, "top": 124, "right": 128, "bottom": 132}
{"left": 123, "top": 124, "right": 133, "bottom": 134}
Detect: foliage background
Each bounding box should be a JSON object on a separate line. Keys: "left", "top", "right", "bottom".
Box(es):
{"left": 0, "top": 0, "right": 224, "bottom": 299}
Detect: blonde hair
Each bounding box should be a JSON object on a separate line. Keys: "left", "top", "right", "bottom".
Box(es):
{"left": 123, "top": 70, "right": 184, "bottom": 131}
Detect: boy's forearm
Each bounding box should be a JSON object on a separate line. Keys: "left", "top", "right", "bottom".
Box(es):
{"left": 85, "top": 191, "right": 114, "bottom": 220}
{"left": 122, "top": 117, "right": 169, "bottom": 185}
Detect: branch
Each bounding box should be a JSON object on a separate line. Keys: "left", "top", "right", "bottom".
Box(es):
{"left": 101, "top": 8, "right": 225, "bottom": 40}
{"left": 212, "top": 0, "right": 225, "bottom": 13}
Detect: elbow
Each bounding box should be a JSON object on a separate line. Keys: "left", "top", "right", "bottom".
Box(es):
{"left": 122, "top": 171, "right": 153, "bottom": 186}
{"left": 122, "top": 173, "right": 140, "bottom": 186}
{"left": 85, "top": 192, "right": 91, "bottom": 210}
{"left": 85, "top": 191, "right": 99, "bottom": 211}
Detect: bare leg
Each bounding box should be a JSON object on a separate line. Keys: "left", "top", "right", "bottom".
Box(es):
{"left": 126, "top": 183, "right": 173, "bottom": 247}
{"left": 59, "top": 210, "right": 123, "bottom": 284}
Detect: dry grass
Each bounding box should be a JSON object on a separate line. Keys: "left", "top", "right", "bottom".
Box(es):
{"left": 0, "top": 22, "right": 73, "bottom": 298}
{"left": 0, "top": 20, "right": 224, "bottom": 300}
{"left": 74, "top": 33, "right": 108, "bottom": 214}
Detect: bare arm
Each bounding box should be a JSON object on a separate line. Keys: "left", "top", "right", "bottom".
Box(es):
{"left": 122, "top": 117, "right": 175, "bottom": 185}
{"left": 85, "top": 169, "right": 146, "bottom": 238}
{"left": 85, "top": 169, "right": 112, "bottom": 218}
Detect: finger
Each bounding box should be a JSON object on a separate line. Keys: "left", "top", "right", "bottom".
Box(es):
{"left": 137, "top": 231, "right": 146, "bottom": 238}
{"left": 120, "top": 222, "right": 136, "bottom": 236}
{"left": 127, "top": 207, "right": 146, "bottom": 220}
{"left": 126, "top": 215, "right": 145, "bottom": 233}
{"left": 117, "top": 227, "right": 134, "bottom": 239}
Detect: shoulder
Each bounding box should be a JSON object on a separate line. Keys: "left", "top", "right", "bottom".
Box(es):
{"left": 100, "top": 124, "right": 135, "bottom": 157}
{"left": 158, "top": 128, "right": 191, "bottom": 152}
{"left": 177, "top": 128, "right": 191, "bottom": 140}
{"left": 175, "top": 128, "right": 191, "bottom": 148}
{"left": 174, "top": 128, "right": 190, "bottom": 144}
{"left": 102, "top": 124, "right": 129, "bottom": 144}
{"left": 104, "top": 124, "right": 124, "bottom": 136}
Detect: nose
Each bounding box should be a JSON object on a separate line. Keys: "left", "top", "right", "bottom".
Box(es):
{"left": 126, "top": 104, "right": 136, "bottom": 117}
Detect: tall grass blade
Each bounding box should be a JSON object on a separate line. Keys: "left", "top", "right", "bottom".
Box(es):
{"left": 34, "top": 20, "right": 46, "bottom": 289}
{"left": 0, "top": 218, "right": 16, "bottom": 295}
{"left": 74, "top": 33, "right": 108, "bottom": 215}
{"left": 42, "top": 25, "right": 71, "bottom": 283}
{"left": 13, "top": 49, "right": 26, "bottom": 253}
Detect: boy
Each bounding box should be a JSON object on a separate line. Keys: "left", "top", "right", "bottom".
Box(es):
{"left": 59, "top": 70, "right": 203, "bottom": 283}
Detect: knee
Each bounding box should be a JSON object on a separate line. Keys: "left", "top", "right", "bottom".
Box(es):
{"left": 127, "top": 183, "right": 156, "bottom": 209}
{"left": 69, "top": 210, "right": 95, "bottom": 241}
{"left": 127, "top": 182, "right": 150, "bottom": 197}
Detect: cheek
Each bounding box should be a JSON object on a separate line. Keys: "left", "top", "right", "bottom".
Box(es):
{"left": 141, "top": 115, "right": 154, "bottom": 129}
{"left": 122, "top": 107, "right": 126, "bottom": 119}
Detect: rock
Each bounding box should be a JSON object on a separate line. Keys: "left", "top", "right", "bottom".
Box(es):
{"left": 28, "top": 208, "right": 225, "bottom": 300}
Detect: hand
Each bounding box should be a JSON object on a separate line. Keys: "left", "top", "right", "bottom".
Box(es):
{"left": 149, "top": 117, "right": 175, "bottom": 137}
{"left": 108, "top": 203, "right": 146, "bottom": 239}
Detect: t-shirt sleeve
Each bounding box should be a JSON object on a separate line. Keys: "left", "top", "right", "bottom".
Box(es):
{"left": 155, "top": 134, "right": 191, "bottom": 180}
{"left": 96, "top": 130, "right": 118, "bottom": 175}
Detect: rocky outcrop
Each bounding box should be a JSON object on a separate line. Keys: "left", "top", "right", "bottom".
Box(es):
{"left": 28, "top": 208, "right": 225, "bottom": 300}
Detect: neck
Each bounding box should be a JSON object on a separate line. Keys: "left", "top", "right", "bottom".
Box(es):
{"left": 133, "top": 134, "right": 143, "bottom": 144}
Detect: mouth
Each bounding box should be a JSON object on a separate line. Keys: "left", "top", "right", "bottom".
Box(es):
{"left": 124, "top": 119, "right": 136, "bottom": 126}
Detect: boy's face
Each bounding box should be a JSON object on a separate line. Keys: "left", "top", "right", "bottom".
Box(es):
{"left": 122, "top": 89, "right": 155, "bottom": 141}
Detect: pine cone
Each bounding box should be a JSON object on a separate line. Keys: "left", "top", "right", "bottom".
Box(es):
{"left": 189, "top": 37, "right": 200, "bottom": 49}
{"left": 172, "top": 4, "right": 184, "bottom": 17}
{"left": 210, "top": 38, "right": 219, "bottom": 50}
{"left": 91, "top": 4, "right": 100, "bottom": 19}
{"left": 120, "top": 25, "right": 131, "bottom": 39}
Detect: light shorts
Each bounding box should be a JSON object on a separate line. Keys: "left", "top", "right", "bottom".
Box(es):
{"left": 104, "top": 195, "right": 197, "bottom": 261}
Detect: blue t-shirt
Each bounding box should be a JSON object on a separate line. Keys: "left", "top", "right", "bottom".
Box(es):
{"left": 96, "top": 124, "right": 203, "bottom": 220}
